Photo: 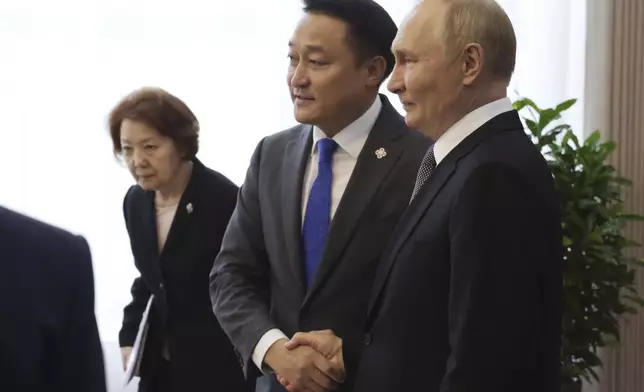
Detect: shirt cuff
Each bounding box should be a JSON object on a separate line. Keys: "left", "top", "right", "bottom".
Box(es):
{"left": 252, "top": 328, "right": 289, "bottom": 374}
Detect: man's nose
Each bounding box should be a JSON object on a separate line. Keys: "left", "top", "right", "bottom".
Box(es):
{"left": 290, "top": 64, "right": 310, "bottom": 88}
{"left": 387, "top": 65, "right": 404, "bottom": 95}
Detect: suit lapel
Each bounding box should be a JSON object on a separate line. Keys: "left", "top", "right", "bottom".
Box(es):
{"left": 136, "top": 189, "right": 164, "bottom": 286}
{"left": 366, "top": 110, "right": 524, "bottom": 318}
{"left": 282, "top": 127, "right": 313, "bottom": 298}
{"left": 366, "top": 158, "right": 456, "bottom": 316}
{"left": 140, "top": 190, "right": 160, "bottom": 258}
{"left": 303, "top": 97, "right": 407, "bottom": 304}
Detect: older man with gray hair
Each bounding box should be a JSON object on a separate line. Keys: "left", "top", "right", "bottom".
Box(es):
{"left": 283, "top": 1, "right": 563, "bottom": 391}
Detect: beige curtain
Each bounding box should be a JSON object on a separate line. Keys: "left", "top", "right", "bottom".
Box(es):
{"left": 592, "top": 0, "right": 644, "bottom": 390}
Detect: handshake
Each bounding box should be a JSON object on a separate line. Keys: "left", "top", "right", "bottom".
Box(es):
{"left": 264, "top": 329, "right": 345, "bottom": 392}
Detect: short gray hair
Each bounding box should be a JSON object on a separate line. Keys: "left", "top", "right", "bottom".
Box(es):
{"left": 440, "top": 0, "right": 516, "bottom": 83}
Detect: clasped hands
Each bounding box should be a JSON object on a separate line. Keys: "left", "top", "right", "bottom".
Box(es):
{"left": 264, "top": 329, "right": 344, "bottom": 392}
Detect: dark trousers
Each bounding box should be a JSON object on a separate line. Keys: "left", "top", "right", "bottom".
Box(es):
{"left": 139, "top": 359, "right": 172, "bottom": 392}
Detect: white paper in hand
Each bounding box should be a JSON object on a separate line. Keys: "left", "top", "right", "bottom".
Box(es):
{"left": 124, "top": 295, "right": 154, "bottom": 386}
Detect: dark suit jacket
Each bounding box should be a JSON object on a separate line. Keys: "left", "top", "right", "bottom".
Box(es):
{"left": 210, "top": 95, "right": 430, "bottom": 391}
{"left": 0, "top": 207, "right": 106, "bottom": 392}
{"left": 118, "top": 159, "right": 252, "bottom": 392}
{"left": 353, "top": 111, "right": 563, "bottom": 392}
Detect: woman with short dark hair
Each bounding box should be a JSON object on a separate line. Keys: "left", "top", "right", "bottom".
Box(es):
{"left": 109, "top": 87, "right": 251, "bottom": 392}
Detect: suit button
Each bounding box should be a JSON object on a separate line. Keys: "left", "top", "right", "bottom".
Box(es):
{"left": 159, "top": 283, "right": 164, "bottom": 291}
{"left": 363, "top": 333, "right": 372, "bottom": 346}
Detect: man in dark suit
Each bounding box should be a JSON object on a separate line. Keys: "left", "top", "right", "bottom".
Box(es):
{"left": 209, "top": 1, "right": 429, "bottom": 391}
{"left": 288, "top": 1, "right": 563, "bottom": 391}
{"left": 0, "top": 206, "right": 106, "bottom": 392}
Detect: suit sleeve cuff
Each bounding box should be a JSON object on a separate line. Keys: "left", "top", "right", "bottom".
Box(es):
{"left": 118, "top": 328, "right": 137, "bottom": 348}
{"left": 252, "top": 329, "right": 289, "bottom": 374}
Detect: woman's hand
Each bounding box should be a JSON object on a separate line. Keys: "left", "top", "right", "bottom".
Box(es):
{"left": 121, "top": 346, "right": 133, "bottom": 370}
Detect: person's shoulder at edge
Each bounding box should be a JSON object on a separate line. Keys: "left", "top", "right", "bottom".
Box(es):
{"left": 0, "top": 207, "right": 90, "bottom": 301}
{"left": 201, "top": 163, "right": 239, "bottom": 194}
{"left": 466, "top": 125, "right": 546, "bottom": 168}
{"left": 199, "top": 163, "right": 241, "bottom": 210}
{"left": 448, "top": 129, "right": 552, "bottom": 200}
{"left": 0, "top": 206, "right": 85, "bottom": 257}
{"left": 238, "top": 123, "right": 313, "bottom": 172}
{"left": 123, "top": 182, "right": 145, "bottom": 201}
{"left": 264, "top": 122, "right": 311, "bottom": 149}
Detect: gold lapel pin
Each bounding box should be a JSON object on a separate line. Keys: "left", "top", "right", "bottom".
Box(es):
{"left": 186, "top": 203, "right": 193, "bottom": 214}
{"left": 375, "top": 147, "right": 387, "bottom": 159}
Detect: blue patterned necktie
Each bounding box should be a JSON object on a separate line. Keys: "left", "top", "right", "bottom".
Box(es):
{"left": 302, "top": 138, "right": 338, "bottom": 287}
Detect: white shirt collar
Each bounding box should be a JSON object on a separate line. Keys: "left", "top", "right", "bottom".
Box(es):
{"left": 312, "top": 96, "right": 382, "bottom": 158}
{"left": 433, "top": 97, "right": 514, "bottom": 164}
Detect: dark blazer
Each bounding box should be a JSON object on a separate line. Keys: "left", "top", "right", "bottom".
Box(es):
{"left": 118, "top": 159, "right": 252, "bottom": 392}
{"left": 0, "top": 207, "right": 106, "bottom": 392}
{"left": 210, "top": 95, "right": 430, "bottom": 391}
{"left": 353, "top": 111, "right": 563, "bottom": 392}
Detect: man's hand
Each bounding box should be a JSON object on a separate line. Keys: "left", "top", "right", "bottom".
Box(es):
{"left": 264, "top": 338, "right": 342, "bottom": 392}
{"left": 120, "top": 346, "right": 132, "bottom": 371}
{"left": 277, "top": 330, "right": 345, "bottom": 391}
{"left": 286, "top": 330, "right": 344, "bottom": 366}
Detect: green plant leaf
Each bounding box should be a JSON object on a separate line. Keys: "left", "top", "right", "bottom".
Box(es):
{"left": 585, "top": 131, "right": 601, "bottom": 146}
{"left": 513, "top": 97, "right": 541, "bottom": 113}
{"left": 626, "top": 258, "right": 644, "bottom": 268}
{"left": 618, "top": 214, "right": 644, "bottom": 221}
{"left": 613, "top": 177, "right": 632, "bottom": 186}
{"left": 538, "top": 108, "right": 561, "bottom": 131}
{"left": 578, "top": 199, "right": 598, "bottom": 208}
{"left": 624, "top": 295, "right": 644, "bottom": 307}
{"left": 550, "top": 124, "right": 572, "bottom": 136}
{"left": 525, "top": 119, "right": 540, "bottom": 137}
{"left": 556, "top": 98, "right": 577, "bottom": 112}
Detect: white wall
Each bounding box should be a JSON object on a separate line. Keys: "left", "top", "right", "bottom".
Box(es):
{"left": 499, "top": 0, "right": 587, "bottom": 135}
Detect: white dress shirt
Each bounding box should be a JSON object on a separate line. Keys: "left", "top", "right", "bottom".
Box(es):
{"left": 251, "top": 96, "right": 382, "bottom": 372}
{"left": 433, "top": 97, "right": 514, "bottom": 165}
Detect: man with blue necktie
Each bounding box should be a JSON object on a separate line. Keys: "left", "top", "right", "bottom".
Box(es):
{"left": 209, "top": 1, "right": 429, "bottom": 391}
{"left": 286, "top": 1, "right": 563, "bottom": 391}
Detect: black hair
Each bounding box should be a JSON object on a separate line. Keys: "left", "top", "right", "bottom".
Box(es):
{"left": 303, "top": 0, "right": 398, "bottom": 83}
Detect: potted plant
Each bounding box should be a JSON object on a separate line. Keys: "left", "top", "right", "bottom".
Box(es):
{"left": 513, "top": 97, "right": 644, "bottom": 392}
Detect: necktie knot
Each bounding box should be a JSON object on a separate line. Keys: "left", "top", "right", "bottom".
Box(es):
{"left": 317, "top": 138, "right": 338, "bottom": 164}
{"left": 422, "top": 145, "right": 437, "bottom": 171}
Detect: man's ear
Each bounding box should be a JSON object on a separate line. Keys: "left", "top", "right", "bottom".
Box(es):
{"left": 363, "top": 56, "right": 387, "bottom": 87}
{"left": 461, "top": 43, "right": 484, "bottom": 86}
